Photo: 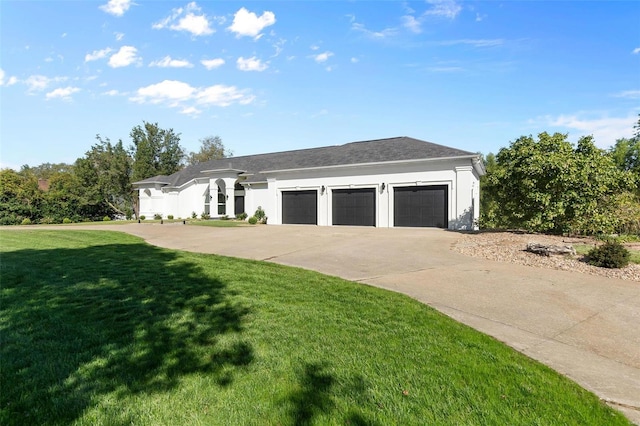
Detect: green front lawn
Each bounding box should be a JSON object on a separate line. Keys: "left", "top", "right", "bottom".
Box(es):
{"left": 0, "top": 230, "right": 629, "bottom": 425}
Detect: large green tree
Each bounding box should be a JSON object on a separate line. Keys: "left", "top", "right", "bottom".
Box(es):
{"left": 481, "top": 132, "right": 637, "bottom": 234}
{"left": 75, "top": 136, "right": 133, "bottom": 217}
{"left": 0, "top": 169, "right": 41, "bottom": 225}
{"left": 130, "top": 121, "right": 185, "bottom": 182}
{"left": 186, "top": 136, "right": 231, "bottom": 165}
{"left": 609, "top": 115, "right": 640, "bottom": 176}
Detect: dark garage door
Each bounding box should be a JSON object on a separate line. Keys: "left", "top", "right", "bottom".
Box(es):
{"left": 332, "top": 188, "right": 376, "bottom": 226}
{"left": 282, "top": 190, "right": 317, "bottom": 225}
{"left": 394, "top": 185, "right": 448, "bottom": 228}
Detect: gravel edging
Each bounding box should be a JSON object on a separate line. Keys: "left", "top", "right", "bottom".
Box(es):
{"left": 451, "top": 232, "right": 640, "bottom": 282}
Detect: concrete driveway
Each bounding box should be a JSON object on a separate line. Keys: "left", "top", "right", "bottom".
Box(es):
{"left": 25, "top": 223, "right": 640, "bottom": 423}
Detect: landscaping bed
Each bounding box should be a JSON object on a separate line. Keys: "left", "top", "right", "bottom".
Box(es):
{"left": 452, "top": 232, "right": 640, "bottom": 282}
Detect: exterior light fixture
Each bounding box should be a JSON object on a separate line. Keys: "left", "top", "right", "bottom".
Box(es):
{"left": 321, "top": 185, "right": 326, "bottom": 194}
{"left": 381, "top": 183, "right": 386, "bottom": 191}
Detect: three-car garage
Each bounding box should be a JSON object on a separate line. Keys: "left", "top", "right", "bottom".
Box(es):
{"left": 281, "top": 185, "right": 449, "bottom": 228}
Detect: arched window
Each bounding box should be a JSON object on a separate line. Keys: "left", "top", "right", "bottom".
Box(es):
{"left": 217, "top": 187, "right": 226, "bottom": 215}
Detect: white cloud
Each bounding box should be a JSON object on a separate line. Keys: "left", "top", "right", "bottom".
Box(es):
{"left": 85, "top": 47, "right": 113, "bottom": 62}
{"left": 0, "top": 69, "right": 18, "bottom": 87}
{"left": 312, "top": 51, "right": 333, "bottom": 63}
{"left": 131, "top": 80, "right": 195, "bottom": 105}
{"left": 180, "top": 106, "right": 201, "bottom": 116}
{"left": 201, "top": 58, "right": 225, "bottom": 70}
{"left": 130, "top": 80, "right": 254, "bottom": 109}
{"left": 633, "top": 47, "right": 640, "bottom": 54}
{"left": 425, "top": 0, "right": 462, "bottom": 19}
{"left": 24, "top": 75, "right": 65, "bottom": 92}
{"left": 149, "top": 56, "right": 193, "bottom": 68}
{"left": 237, "top": 56, "right": 268, "bottom": 71}
{"left": 427, "top": 66, "right": 464, "bottom": 72}
{"left": 99, "top": 0, "right": 132, "bottom": 17}
{"left": 0, "top": 69, "right": 5, "bottom": 85}
{"left": 436, "top": 39, "right": 504, "bottom": 47}
{"left": 115, "top": 32, "right": 125, "bottom": 41}
{"left": 196, "top": 85, "right": 255, "bottom": 106}
{"left": 45, "top": 86, "right": 80, "bottom": 100}
{"left": 614, "top": 90, "right": 640, "bottom": 99}
{"left": 153, "top": 2, "right": 214, "bottom": 36}
{"left": 543, "top": 112, "right": 638, "bottom": 148}
{"left": 7, "top": 76, "right": 18, "bottom": 86}
{"left": 108, "top": 46, "right": 140, "bottom": 68}
{"left": 228, "top": 7, "right": 275, "bottom": 39}
{"left": 351, "top": 57, "right": 359, "bottom": 63}
{"left": 103, "top": 89, "right": 121, "bottom": 96}
{"left": 402, "top": 15, "right": 422, "bottom": 34}
{"left": 351, "top": 22, "right": 397, "bottom": 39}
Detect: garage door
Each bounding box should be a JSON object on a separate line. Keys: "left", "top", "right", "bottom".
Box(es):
{"left": 282, "top": 190, "right": 317, "bottom": 225}
{"left": 332, "top": 188, "right": 376, "bottom": 226}
{"left": 394, "top": 185, "right": 448, "bottom": 228}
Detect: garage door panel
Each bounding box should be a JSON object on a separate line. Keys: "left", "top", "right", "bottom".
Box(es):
{"left": 394, "top": 185, "right": 447, "bottom": 228}
{"left": 282, "top": 190, "right": 317, "bottom": 225}
{"left": 332, "top": 188, "right": 376, "bottom": 226}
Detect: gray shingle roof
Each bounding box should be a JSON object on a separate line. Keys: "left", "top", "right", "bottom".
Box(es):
{"left": 133, "top": 136, "right": 476, "bottom": 188}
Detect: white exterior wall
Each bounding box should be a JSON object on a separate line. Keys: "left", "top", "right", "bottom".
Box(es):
{"left": 138, "top": 187, "right": 164, "bottom": 218}
{"left": 137, "top": 157, "right": 481, "bottom": 229}
{"left": 262, "top": 158, "right": 480, "bottom": 229}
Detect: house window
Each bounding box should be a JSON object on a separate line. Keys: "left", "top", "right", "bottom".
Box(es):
{"left": 218, "top": 187, "right": 226, "bottom": 215}
{"left": 204, "top": 190, "right": 211, "bottom": 215}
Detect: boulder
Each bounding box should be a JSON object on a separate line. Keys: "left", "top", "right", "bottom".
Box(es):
{"left": 526, "top": 242, "right": 577, "bottom": 257}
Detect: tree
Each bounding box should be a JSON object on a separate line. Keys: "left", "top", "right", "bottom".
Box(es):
{"left": 130, "top": 121, "right": 185, "bottom": 182}
{"left": 186, "top": 136, "right": 231, "bottom": 165}
{"left": 481, "top": 132, "right": 637, "bottom": 234}
{"left": 0, "top": 169, "right": 41, "bottom": 224}
{"left": 19, "top": 162, "right": 74, "bottom": 180}
{"left": 75, "top": 136, "right": 133, "bottom": 217}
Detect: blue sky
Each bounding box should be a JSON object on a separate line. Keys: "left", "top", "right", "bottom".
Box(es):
{"left": 1, "top": 1, "right": 639, "bottom": 170}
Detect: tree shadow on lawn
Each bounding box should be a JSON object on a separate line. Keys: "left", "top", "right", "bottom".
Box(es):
{"left": 1, "top": 241, "right": 252, "bottom": 425}
{"left": 285, "top": 362, "right": 382, "bottom": 426}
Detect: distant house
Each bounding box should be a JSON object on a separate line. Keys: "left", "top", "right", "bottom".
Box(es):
{"left": 38, "top": 179, "right": 50, "bottom": 192}
{"left": 133, "top": 137, "right": 485, "bottom": 229}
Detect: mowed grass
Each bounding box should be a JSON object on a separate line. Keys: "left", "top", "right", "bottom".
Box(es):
{"left": 0, "top": 231, "right": 629, "bottom": 425}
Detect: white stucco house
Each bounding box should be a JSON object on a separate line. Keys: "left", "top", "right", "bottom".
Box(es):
{"left": 132, "top": 137, "right": 485, "bottom": 230}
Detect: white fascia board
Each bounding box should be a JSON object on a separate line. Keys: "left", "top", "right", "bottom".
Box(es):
{"left": 132, "top": 180, "right": 170, "bottom": 188}
{"left": 472, "top": 157, "right": 486, "bottom": 176}
{"left": 259, "top": 155, "right": 482, "bottom": 175}
{"left": 162, "top": 177, "right": 209, "bottom": 191}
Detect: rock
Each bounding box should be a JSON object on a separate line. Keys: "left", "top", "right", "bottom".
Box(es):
{"left": 526, "top": 242, "right": 577, "bottom": 257}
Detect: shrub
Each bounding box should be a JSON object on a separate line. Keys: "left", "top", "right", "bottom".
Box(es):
{"left": 103, "top": 216, "right": 111, "bottom": 221}
{"left": 236, "top": 212, "right": 248, "bottom": 221}
{"left": 248, "top": 216, "right": 258, "bottom": 225}
{"left": 139, "top": 215, "right": 146, "bottom": 221}
{"left": 191, "top": 211, "right": 197, "bottom": 219}
{"left": 587, "top": 241, "right": 630, "bottom": 269}
{"left": 167, "top": 215, "right": 174, "bottom": 220}
{"left": 63, "top": 218, "right": 72, "bottom": 224}
{"left": 201, "top": 212, "right": 210, "bottom": 220}
{"left": 153, "top": 213, "right": 162, "bottom": 220}
{"left": 21, "top": 218, "right": 32, "bottom": 225}
{"left": 254, "top": 206, "right": 267, "bottom": 224}
{"left": 220, "top": 215, "right": 230, "bottom": 220}
{"left": 125, "top": 208, "right": 133, "bottom": 220}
